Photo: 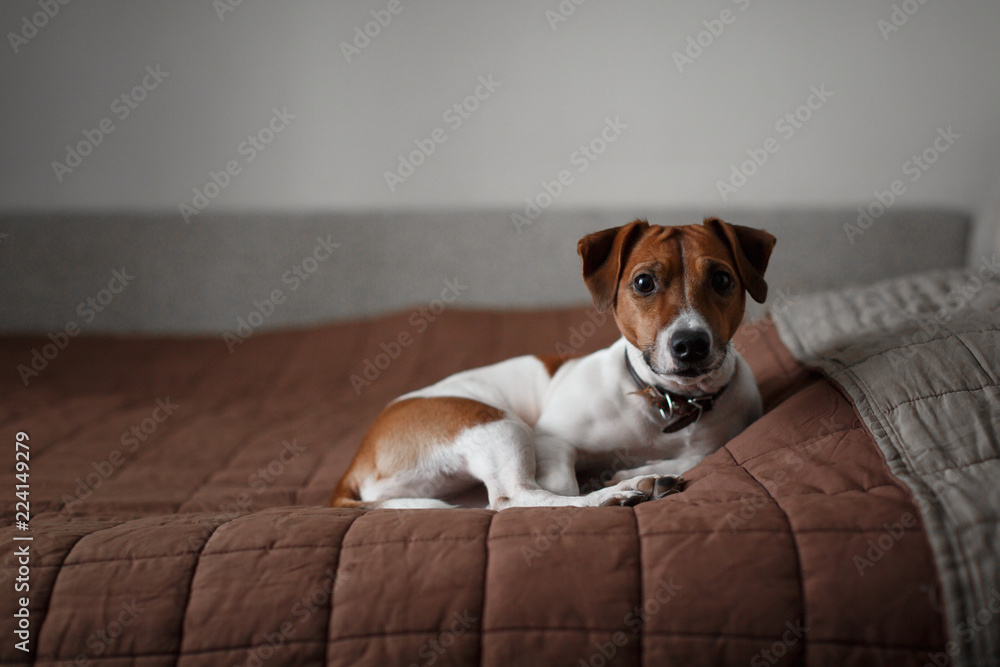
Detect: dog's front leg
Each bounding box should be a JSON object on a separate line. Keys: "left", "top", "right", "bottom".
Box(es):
{"left": 533, "top": 433, "right": 579, "bottom": 496}
{"left": 607, "top": 456, "right": 699, "bottom": 487}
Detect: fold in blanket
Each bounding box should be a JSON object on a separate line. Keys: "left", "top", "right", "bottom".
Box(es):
{"left": 774, "top": 267, "right": 1000, "bottom": 667}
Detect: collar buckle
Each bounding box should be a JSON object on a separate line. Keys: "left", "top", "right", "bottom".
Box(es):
{"left": 655, "top": 388, "right": 674, "bottom": 421}
{"left": 685, "top": 395, "right": 711, "bottom": 422}
{"left": 624, "top": 348, "right": 731, "bottom": 432}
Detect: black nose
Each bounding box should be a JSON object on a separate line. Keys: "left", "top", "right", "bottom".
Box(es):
{"left": 670, "top": 330, "right": 711, "bottom": 364}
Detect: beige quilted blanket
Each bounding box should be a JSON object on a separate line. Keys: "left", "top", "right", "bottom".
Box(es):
{"left": 774, "top": 265, "right": 1000, "bottom": 667}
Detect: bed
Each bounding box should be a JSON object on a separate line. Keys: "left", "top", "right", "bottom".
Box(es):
{"left": 2, "top": 267, "right": 997, "bottom": 667}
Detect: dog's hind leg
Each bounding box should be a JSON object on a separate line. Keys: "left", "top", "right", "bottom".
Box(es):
{"left": 460, "top": 418, "right": 667, "bottom": 509}
{"left": 330, "top": 396, "right": 505, "bottom": 509}
{"left": 331, "top": 397, "right": 680, "bottom": 510}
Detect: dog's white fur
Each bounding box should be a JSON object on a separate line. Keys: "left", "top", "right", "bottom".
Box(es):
{"left": 336, "top": 219, "right": 773, "bottom": 510}
{"left": 358, "top": 332, "right": 760, "bottom": 510}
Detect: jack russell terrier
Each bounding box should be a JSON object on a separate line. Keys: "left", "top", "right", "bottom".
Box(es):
{"left": 332, "top": 218, "right": 776, "bottom": 510}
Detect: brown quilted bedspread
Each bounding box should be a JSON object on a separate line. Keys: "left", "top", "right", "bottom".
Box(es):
{"left": 0, "top": 308, "right": 946, "bottom": 666}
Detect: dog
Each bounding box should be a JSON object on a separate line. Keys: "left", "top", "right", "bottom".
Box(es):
{"left": 331, "top": 217, "right": 776, "bottom": 510}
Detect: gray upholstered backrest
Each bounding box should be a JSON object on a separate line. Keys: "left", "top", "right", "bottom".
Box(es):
{"left": 0, "top": 208, "right": 970, "bottom": 334}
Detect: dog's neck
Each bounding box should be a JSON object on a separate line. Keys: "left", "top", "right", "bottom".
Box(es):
{"left": 622, "top": 338, "right": 737, "bottom": 397}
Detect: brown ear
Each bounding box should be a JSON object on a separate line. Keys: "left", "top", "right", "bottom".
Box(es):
{"left": 577, "top": 219, "right": 648, "bottom": 311}
{"left": 703, "top": 218, "right": 776, "bottom": 303}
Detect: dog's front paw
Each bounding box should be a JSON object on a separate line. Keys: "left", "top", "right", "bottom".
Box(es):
{"left": 624, "top": 474, "right": 685, "bottom": 500}
{"left": 600, "top": 488, "right": 651, "bottom": 507}
{"left": 605, "top": 470, "right": 686, "bottom": 489}
{"left": 600, "top": 475, "right": 684, "bottom": 506}
{"left": 652, "top": 475, "right": 684, "bottom": 499}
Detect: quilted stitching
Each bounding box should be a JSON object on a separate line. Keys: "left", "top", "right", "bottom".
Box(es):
{"left": 0, "top": 308, "right": 948, "bottom": 666}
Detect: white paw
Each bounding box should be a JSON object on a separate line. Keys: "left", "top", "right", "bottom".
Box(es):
{"left": 596, "top": 486, "right": 650, "bottom": 507}
{"left": 600, "top": 475, "right": 685, "bottom": 505}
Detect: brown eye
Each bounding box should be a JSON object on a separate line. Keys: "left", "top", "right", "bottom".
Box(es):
{"left": 633, "top": 273, "right": 655, "bottom": 295}
{"left": 711, "top": 270, "right": 733, "bottom": 294}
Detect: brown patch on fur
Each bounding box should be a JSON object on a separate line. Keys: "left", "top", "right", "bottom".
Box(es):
{"left": 703, "top": 217, "right": 775, "bottom": 304}
{"left": 577, "top": 218, "right": 775, "bottom": 355}
{"left": 677, "top": 224, "right": 747, "bottom": 345}
{"left": 534, "top": 353, "right": 580, "bottom": 376}
{"left": 610, "top": 225, "right": 689, "bottom": 352}
{"left": 326, "top": 497, "right": 379, "bottom": 510}
{"left": 577, "top": 219, "right": 649, "bottom": 311}
{"left": 330, "top": 397, "right": 505, "bottom": 507}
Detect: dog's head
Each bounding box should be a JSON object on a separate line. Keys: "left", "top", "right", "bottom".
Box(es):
{"left": 577, "top": 218, "right": 776, "bottom": 382}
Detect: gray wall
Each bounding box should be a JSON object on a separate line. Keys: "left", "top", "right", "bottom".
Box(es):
{"left": 0, "top": 2, "right": 996, "bottom": 332}
{"left": 1, "top": 1, "right": 999, "bottom": 215}
{"left": 0, "top": 209, "right": 970, "bottom": 334}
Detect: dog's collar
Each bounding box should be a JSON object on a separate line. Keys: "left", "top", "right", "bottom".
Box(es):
{"left": 624, "top": 349, "right": 732, "bottom": 433}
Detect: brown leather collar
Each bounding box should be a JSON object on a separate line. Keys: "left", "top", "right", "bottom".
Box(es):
{"left": 624, "top": 349, "right": 732, "bottom": 433}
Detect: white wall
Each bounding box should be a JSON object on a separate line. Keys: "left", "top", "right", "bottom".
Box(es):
{"left": 1, "top": 0, "right": 999, "bottom": 218}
